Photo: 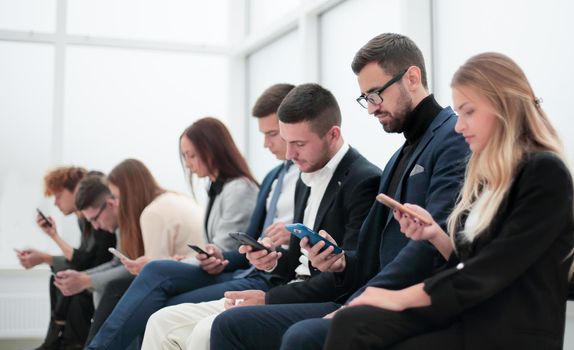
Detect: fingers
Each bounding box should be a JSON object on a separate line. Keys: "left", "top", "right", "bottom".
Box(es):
{"left": 265, "top": 224, "right": 290, "bottom": 246}
{"left": 195, "top": 252, "right": 211, "bottom": 261}
{"left": 248, "top": 251, "right": 280, "bottom": 270}
{"left": 238, "top": 245, "right": 253, "bottom": 254}
{"left": 223, "top": 298, "right": 236, "bottom": 310}
{"left": 200, "top": 256, "right": 224, "bottom": 269}
{"left": 205, "top": 244, "right": 222, "bottom": 259}
{"left": 314, "top": 252, "right": 345, "bottom": 272}
{"left": 245, "top": 248, "right": 269, "bottom": 262}
{"left": 224, "top": 290, "right": 248, "bottom": 300}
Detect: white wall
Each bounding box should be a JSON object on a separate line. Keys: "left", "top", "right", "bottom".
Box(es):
{"left": 2, "top": 0, "right": 574, "bottom": 343}
{"left": 433, "top": 0, "right": 574, "bottom": 165}
{"left": 0, "top": 1, "right": 231, "bottom": 268}
{"left": 246, "top": 30, "right": 302, "bottom": 179}
{"left": 319, "top": 0, "right": 432, "bottom": 169}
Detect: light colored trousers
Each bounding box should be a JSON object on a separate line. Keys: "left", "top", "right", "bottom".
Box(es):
{"left": 141, "top": 298, "right": 226, "bottom": 350}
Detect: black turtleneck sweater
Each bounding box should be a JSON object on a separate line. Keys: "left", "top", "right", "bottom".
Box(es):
{"left": 385, "top": 94, "right": 443, "bottom": 198}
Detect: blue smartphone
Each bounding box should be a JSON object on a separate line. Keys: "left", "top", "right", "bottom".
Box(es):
{"left": 285, "top": 223, "right": 343, "bottom": 254}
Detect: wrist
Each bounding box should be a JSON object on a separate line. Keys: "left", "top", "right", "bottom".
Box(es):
{"left": 44, "top": 254, "right": 54, "bottom": 265}
{"left": 263, "top": 259, "right": 278, "bottom": 273}
{"left": 82, "top": 273, "right": 92, "bottom": 289}
{"left": 331, "top": 255, "right": 346, "bottom": 272}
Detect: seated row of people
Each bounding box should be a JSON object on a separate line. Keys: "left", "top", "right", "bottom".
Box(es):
{"left": 20, "top": 31, "right": 573, "bottom": 350}
{"left": 20, "top": 117, "right": 262, "bottom": 349}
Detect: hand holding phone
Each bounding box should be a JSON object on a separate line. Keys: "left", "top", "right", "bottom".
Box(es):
{"left": 36, "top": 208, "right": 53, "bottom": 228}
{"left": 376, "top": 193, "right": 432, "bottom": 225}
{"left": 187, "top": 244, "right": 212, "bottom": 258}
{"left": 285, "top": 223, "right": 343, "bottom": 254}
{"left": 108, "top": 247, "right": 128, "bottom": 260}
{"left": 229, "top": 232, "right": 273, "bottom": 253}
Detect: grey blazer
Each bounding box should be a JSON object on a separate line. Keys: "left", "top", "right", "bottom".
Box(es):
{"left": 206, "top": 177, "right": 258, "bottom": 251}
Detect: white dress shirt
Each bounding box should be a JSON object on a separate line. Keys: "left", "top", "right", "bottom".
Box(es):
{"left": 294, "top": 143, "right": 350, "bottom": 277}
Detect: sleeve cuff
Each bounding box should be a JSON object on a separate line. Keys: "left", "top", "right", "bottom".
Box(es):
{"left": 51, "top": 255, "right": 70, "bottom": 272}
{"left": 264, "top": 259, "right": 279, "bottom": 273}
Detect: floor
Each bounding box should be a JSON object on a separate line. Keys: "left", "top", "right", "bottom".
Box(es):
{"left": 0, "top": 338, "right": 42, "bottom": 350}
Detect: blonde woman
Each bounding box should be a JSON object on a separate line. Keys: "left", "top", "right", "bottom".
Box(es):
{"left": 325, "top": 52, "right": 573, "bottom": 349}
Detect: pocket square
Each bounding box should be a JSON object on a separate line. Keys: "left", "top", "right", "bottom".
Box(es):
{"left": 410, "top": 164, "right": 425, "bottom": 176}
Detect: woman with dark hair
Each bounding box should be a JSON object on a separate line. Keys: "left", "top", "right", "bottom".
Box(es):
{"left": 86, "top": 117, "right": 258, "bottom": 350}
{"left": 107, "top": 158, "right": 204, "bottom": 275}
{"left": 179, "top": 117, "right": 258, "bottom": 250}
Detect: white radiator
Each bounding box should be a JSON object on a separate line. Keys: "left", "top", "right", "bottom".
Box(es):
{"left": 0, "top": 293, "right": 49, "bottom": 338}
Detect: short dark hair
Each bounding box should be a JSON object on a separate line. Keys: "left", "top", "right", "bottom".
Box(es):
{"left": 352, "top": 33, "right": 428, "bottom": 89}
{"left": 277, "top": 83, "right": 341, "bottom": 136}
{"left": 252, "top": 83, "right": 295, "bottom": 118}
{"left": 75, "top": 174, "right": 110, "bottom": 211}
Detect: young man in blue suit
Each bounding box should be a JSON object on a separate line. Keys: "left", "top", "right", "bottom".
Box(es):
{"left": 210, "top": 33, "right": 470, "bottom": 350}
{"left": 85, "top": 83, "right": 299, "bottom": 349}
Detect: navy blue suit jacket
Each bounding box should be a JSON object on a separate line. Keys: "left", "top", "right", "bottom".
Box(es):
{"left": 222, "top": 164, "right": 285, "bottom": 272}
{"left": 342, "top": 106, "right": 469, "bottom": 302}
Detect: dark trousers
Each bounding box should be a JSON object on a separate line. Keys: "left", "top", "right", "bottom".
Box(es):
{"left": 42, "top": 276, "right": 94, "bottom": 349}
{"left": 324, "top": 305, "right": 462, "bottom": 350}
{"left": 210, "top": 302, "right": 339, "bottom": 350}
{"left": 85, "top": 275, "right": 134, "bottom": 345}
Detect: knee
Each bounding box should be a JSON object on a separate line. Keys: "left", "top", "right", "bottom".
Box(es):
{"left": 146, "top": 308, "right": 164, "bottom": 331}
{"left": 282, "top": 320, "right": 327, "bottom": 350}
{"left": 139, "top": 260, "right": 171, "bottom": 277}
{"left": 211, "top": 308, "right": 239, "bottom": 340}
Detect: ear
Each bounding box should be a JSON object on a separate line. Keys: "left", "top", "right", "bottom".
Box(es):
{"left": 404, "top": 66, "right": 423, "bottom": 91}
{"left": 328, "top": 125, "right": 341, "bottom": 142}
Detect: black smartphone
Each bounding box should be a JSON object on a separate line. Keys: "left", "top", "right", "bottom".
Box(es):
{"left": 187, "top": 244, "right": 212, "bottom": 258}
{"left": 228, "top": 232, "right": 272, "bottom": 253}
{"left": 36, "top": 208, "right": 53, "bottom": 228}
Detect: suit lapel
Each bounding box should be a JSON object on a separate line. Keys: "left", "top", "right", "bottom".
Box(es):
{"left": 312, "top": 148, "right": 359, "bottom": 232}
{"left": 384, "top": 108, "right": 453, "bottom": 227}
{"left": 379, "top": 146, "right": 404, "bottom": 194}
{"left": 293, "top": 178, "right": 310, "bottom": 223}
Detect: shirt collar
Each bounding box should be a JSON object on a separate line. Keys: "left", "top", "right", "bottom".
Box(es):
{"left": 301, "top": 142, "right": 349, "bottom": 187}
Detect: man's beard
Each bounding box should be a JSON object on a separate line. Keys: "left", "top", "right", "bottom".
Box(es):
{"left": 380, "top": 85, "right": 413, "bottom": 133}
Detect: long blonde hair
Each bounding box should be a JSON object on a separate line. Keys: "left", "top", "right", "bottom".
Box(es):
{"left": 447, "top": 52, "right": 566, "bottom": 240}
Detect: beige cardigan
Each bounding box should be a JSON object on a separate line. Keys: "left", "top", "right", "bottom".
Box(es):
{"left": 140, "top": 192, "right": 205, "bottom": 259}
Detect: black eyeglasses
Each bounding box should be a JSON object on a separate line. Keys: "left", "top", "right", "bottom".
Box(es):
{"left": 356, "top": 69, "right": 408, "bottom": 109}
{"left": 87, "top": 201, "right": 107, "bottom": 224}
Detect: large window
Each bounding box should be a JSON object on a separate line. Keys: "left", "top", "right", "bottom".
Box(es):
{"left": 319, "top": 0, "right": 408, "bottom": 169}
{"left": 246, "top": 30, "right": 301, "bottom": 179}
{"left": 433, "top": 0, "right": 574, "bottom": 160}
{"left": 0, "top": 1, "right": 231, "bottom": 267}
{"left": 68, "top": 0, "right": 229, "bottom": 45}
{"left": 0, "top": 41, "right": 57, "bottom": 264}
